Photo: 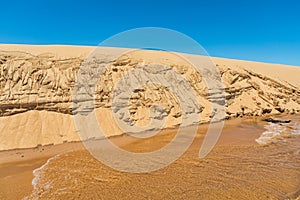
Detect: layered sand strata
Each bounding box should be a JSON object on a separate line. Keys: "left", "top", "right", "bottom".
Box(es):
{"left": 0, "top": 44, "right": 299, "bottom": 150}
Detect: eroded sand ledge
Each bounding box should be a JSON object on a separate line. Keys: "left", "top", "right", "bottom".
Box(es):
{"left": 0, "top": 44, "right": 299, "bottom": 151}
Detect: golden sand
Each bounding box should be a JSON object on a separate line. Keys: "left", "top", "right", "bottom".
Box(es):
{"left": 1, "top": 115, "right": 299, "bottom": 199}
{"left": 0, "top": 45, "right": 299, "bottom": 199}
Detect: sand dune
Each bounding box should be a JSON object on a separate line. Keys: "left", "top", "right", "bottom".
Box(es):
{"left": 0, "top": 44, "right": 299, "bottom": 151}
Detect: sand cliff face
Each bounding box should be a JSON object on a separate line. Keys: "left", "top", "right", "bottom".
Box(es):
{"left": 0, "top": 45, "right": 299, "bottom": 150}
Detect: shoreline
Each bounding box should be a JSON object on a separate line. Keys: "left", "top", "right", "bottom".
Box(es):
{"left": 0, "top": 114, "right": 299, "bottom": 199}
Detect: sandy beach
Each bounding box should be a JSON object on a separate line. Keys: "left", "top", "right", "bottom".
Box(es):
{"left": 0, "top": 114, "right": 299, "bottom": 199}
{"left": 0, "top": 142, "right": 85, "bottom": 199}
{"left": 1, "top": 0, "right": 300, "bottom": 198}
{"left": 0, "top": 45, "right": 300, "bottom": 199}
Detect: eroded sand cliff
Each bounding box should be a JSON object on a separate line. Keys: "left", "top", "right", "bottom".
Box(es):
{"left": 0, "top": 44, "right": 299, "bottom": 150}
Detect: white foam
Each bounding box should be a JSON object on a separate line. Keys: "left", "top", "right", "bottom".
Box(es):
{"left": 256, "top": 121, "right": 300, "bottom": 145}
{"left": 292, "top": 122, "right": 300, "bottom": 135}
{"left": 32, "top": 154, "right": 60, "bottom": 189}
{"left": 23, "top": 154, "right": 61, "bottom": 200}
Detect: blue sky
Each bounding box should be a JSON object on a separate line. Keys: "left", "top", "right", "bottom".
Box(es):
{"left": 1, "top": 0, "right": 300, "bottom": 65}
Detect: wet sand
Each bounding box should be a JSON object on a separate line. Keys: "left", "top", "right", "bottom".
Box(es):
{"left": 0, "top": 142, "right": 86, "bottom": 199}
{"left": 1, "top": 115, "right": 300, "bottom": 199}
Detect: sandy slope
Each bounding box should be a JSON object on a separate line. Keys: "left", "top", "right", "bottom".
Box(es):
{"left": 0, "top": 44, "right": 299, "bottom": 151}
{"left": 1, "top": 44, "right": 298, "bottom": 87}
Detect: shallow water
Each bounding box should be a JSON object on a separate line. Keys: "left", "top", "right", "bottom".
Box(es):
{"left": 256, "top": 119, "right": 300, "bottom": 145}
{"left": 27, "top": 115, "right": 300, "bottom": 199}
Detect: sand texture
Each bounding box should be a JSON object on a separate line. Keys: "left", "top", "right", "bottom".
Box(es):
{"left": 0, "top": 44, "right": 300, "bottom": 150}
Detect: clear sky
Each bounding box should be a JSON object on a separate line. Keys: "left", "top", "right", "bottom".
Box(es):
{"left": 1, "top": 0, "right": 300, "bottom": 66}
